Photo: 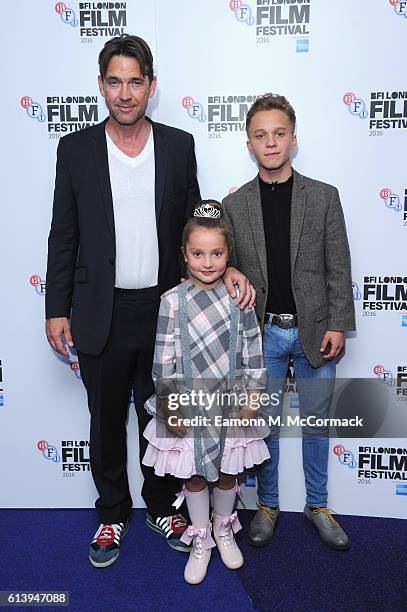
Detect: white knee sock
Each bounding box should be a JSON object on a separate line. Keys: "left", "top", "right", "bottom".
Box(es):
{"left": 186, "top": 487, "right": 210, "bottom": 527}
{"left": 212, "top": 485, "right": 237, "bottom": 517}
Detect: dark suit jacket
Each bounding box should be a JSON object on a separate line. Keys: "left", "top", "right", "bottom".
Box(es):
{"left": 46, "top": 117, "right": 201, "bottom": 355}
{"left": 222, "top": 170, "right": 356, "bottom": 368}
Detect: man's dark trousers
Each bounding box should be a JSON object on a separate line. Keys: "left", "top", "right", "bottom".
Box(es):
{"left": 78, "top": 286, "right": 180, "bottom": 523}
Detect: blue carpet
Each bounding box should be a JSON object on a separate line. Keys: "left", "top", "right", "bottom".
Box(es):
{"left": 0, "top": 509, "right": 405, "bottom": 611}
{"left": 237, "top": 511, "right": 406, "bottom": 612}
{"left": 0, "top": 509, "right": 254, "bottom": 612}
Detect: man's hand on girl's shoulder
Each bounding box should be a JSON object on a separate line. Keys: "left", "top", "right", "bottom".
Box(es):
{"left": 223, "top": 267, "right": 256, "bottom": 309}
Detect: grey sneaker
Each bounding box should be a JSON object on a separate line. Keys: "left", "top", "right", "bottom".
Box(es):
{"left": 304, "top": 506, "right": 350, "bottom": 550}
{"left": 248, "top": 502, "right": 280, "bottom": 547}
{"left": 146, "top": 513, "right": 191, "bottom": 552}
{"left": 89, "top": 521, "right": 129, "bottom": 568}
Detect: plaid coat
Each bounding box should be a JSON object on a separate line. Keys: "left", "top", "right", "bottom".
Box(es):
{"left": 151, "top": 280, "right": 266, "bottom": 393}
{"left": 144, "top": 280, "right": 267, "bottom": 481}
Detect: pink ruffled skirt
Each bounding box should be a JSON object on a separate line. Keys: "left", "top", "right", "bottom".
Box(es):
{"left": 142, "top": 418, "right": 270, "bottom": 480}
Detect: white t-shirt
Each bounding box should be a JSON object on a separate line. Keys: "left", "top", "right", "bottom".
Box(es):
{"left": 106, "top": 128, "right": 158, "bottom": 289}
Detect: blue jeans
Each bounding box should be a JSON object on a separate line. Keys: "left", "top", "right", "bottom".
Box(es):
{"left": 258, "top": 324, "right": 336, "bottom": 508}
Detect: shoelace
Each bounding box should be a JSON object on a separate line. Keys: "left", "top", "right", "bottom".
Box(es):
{"left": 172, "top": 514, "right": 187, "bottom": 530}
{"left": 311, "top": 508, "right": 339, "bottom": 528}
{"left": 257, "top": 502, "right": 279, "bottom": 527}
{"left": 95, "top": 523, "right": 123, "bottom": 545}
{"left": 193, "top": 536, "right": 203, "bottom": 559}
{"left": 220, "top": 524, "right": 232, "bottom": 547}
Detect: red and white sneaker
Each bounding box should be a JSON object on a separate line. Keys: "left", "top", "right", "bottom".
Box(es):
{"left": 146, "top": 513, "right": 191, "bottom": 552}
{"left": 89, "top": 521, "right": 128, "bottom": 568}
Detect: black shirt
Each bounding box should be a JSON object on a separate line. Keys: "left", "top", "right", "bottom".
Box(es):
{"left": 259, "top": 173, "right": 297, "bottom": 314}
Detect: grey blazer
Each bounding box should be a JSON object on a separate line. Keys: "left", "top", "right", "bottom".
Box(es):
{"left": 222, "top": 169, "right": 356, "bottom": 368}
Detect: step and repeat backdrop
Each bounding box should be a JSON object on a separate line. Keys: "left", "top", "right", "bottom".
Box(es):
{"left": 1, "top": 0, "right": 406, "bottom": 518}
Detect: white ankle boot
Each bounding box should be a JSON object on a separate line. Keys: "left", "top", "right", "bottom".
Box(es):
{"left": 213, "top": 511, "right": 244, "bottom": 569}
{"left": 184, "top": 524, "right": 214, "bottom": 584}
{"left": 181, "top": 487, "right": 216, "bottom": 584}
{"left": 212, "top": 485, "right": 244, "bottom": 569}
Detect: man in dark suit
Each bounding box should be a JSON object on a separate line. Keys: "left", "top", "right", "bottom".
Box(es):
{"left": 45, "top": 34, "right": 253, "bottom": 568}
{"left": 223, "top": 94, "right": 356, "bottom": 551}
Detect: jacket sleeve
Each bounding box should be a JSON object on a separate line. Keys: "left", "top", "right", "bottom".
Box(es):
{"left": 241, "top": 307, "right": 267, "bottom": 389}
{"left": 222, "top": 196, "right": 238, "bottom": 268}
{"left": 45, "top": 138, "right": 79, "bottom": 319}
{"left": 184, "top": 134, "right": 201, "bottom": 222}
{"left": 324, "top": 187, "right": 356, "bottom": 331}
{"left": 152, "top": 294, "right": 182, "bottom": 397}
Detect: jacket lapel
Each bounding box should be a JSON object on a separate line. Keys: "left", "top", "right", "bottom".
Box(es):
{"left": 92, "top": 118, "right": 115, "bottom": 242}
{"left": 290, "top": 169, "right": 307, "bottom": 274}
{"left": 247, "top": 177, "right": 268, "bottom": 282}
{"left": 149, "top": 118, "right": 168, "bottom": 225}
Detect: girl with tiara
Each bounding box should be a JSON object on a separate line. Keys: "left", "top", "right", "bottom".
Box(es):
{"left": 142, "top": 200, "right": 270, "bottom": 584}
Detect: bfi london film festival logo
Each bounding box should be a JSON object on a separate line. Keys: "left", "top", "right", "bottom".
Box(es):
{"left": 373, "top": 363, "right": 394, "bottom": 387}
{"left": 379, "top": 187, "right": 407, "bottom": 226}
{"left": 389, "top": 0, "right": 407, "bottom": 19}
{"left": 395, "top": 366, "right": 407, "bottom": 399}
{"left": 343, "top": 90, "right": 407, "bottom": 132}
{"left": 229, "top": 0, "right": 255, "bottom": 25}
{"left": 374, "top": 363, "right": 407, "bottom": 399}
{"left": 229, "top": 0, "right": 310, "bottom": 53}
{"left": 333, "top": 444, "right": 357, "bottom": 470}
{"left": 182, "top": 94, "right": 259, "bottom": 136}
{"left": 21, "top": 95, "right": 99, "bottom": 138}
{"left": 55, "top": 2, "right": 127, "bottom": 40}
{"left": 37, "top": 440, "right": 61, "bottom": 464}
{"left": 361, "top": 276, "right": 407, "bottom": 313}
{"left": 29, "top": 275, "right": 46, "bottom": 296}
{"left": 37, "top": 439, "right": 90, "bottom": 474}
{"left": 342, "top": 92, "right": 368, "bottom": 120}
{"left": 335, "top": 442, "right": 407, "bottom": 492}
{"left": 358, "top": 445, "right": 407, "bottom": 487}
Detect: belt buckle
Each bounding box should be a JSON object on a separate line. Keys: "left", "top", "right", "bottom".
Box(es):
{"left": 277, "top": 313, "right": 295, "bottom": 328}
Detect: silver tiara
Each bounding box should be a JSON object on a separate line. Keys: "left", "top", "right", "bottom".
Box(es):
{"left": 194, "top": 203, "right": 221, "bottom": 219}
